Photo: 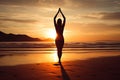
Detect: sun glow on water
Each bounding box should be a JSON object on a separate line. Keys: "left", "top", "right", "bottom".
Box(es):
{"left": 51, "top": 52, "right": 58, "bottom": 62}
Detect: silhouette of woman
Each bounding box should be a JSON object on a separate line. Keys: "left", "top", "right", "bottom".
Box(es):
{"left": 54, "top": 8, "right": 66, "bottom": 63}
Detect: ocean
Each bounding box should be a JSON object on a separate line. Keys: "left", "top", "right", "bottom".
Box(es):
{"left": 0, "top": 42, "right": 120, "bottom": 66}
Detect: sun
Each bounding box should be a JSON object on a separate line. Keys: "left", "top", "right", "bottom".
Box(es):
{"left": 46, "top": 29, "right": 56, "bottom": 39}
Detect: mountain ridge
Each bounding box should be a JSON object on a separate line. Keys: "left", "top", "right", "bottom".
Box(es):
{"left": 0, "top": 31, "right": 42, "bottom": 42}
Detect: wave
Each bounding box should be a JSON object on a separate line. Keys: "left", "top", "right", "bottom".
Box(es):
{"left": 0, "top": 42, "right": 120, "bottom": 49}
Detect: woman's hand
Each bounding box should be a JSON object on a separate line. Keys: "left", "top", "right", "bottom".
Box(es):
{"left": 59, "top": 8, "right": 62, "bottom": 13}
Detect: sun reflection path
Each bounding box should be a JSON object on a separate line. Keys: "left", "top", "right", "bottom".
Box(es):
{"left": 51, "top": 51, "right": 58, "bottom": 62}
{"left": 48, "top": 48, "right": 58, "bottom": 62}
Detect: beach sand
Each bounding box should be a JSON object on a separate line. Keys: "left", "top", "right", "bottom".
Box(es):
{"left": 0, "top": 56, "right": 120, "bottom": 80}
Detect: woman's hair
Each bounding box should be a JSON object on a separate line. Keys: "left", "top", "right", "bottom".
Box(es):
{"left": 57, "top": 18, "right": 62, "bottom": 25}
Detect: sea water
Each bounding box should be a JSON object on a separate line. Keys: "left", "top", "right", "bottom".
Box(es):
{"left": 0, "top": 42, "right": 120, "bottom": 66}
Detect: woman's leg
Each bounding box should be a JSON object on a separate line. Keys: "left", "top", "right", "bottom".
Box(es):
{"left": 57, "top": 47, "right": 62, "bottom": 63}
{"left": 58, "top": 40, "right": 64, "bottom": 63}
{"left": 55, "top": 39, "right": 64, "bottom": 63}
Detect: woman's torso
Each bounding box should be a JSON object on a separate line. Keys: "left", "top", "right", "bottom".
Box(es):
{"left": 55, "top": 25, "right": 64, "bottom": 40}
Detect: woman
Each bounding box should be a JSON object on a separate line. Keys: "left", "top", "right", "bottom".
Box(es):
{"left": 54, "top": 8, "right": 66, "bottom": 63}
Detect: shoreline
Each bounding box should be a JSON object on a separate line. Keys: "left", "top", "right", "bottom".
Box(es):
{"left": 0, "top": 56, "right": 120, "bottom": 80}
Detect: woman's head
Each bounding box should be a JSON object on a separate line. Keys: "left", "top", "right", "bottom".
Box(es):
{"left": 57, "top": 18, "right": 62, "bottom": 25}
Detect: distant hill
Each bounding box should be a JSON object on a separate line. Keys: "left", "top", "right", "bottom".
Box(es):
{"left": 0, "top": 31, "right": 42, "bottom": 42}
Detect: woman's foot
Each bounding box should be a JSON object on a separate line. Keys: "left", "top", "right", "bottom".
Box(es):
{"left": 58, "top": 59, "right": 61, "bottom": 64}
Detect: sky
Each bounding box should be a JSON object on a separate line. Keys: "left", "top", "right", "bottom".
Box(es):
{"left": 0, "top": 0, "right": 120, "bottom": 42}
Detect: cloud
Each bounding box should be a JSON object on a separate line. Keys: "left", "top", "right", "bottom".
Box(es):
{"left": 0, "top": 0, "right": 66, "bottom": 7}
{"left": 0, "top": 0, "right": 119, "bottom": 9}
{"left": 0, "top": 0, "right": 38, "bottom": 6}
{"left": 82, "top": 12, "right": 120, "bottom": 20}
{"left": 100, "top": 12, "right": 120, "bottom": 20}
{"left": 69, "top": 22, "right": 120, "bottom": 35}
{"left": 68, "top": 0, "right": 120, "bottom": 8}
{"left": 0, "top": 18, "right": 38, "bottom": 23}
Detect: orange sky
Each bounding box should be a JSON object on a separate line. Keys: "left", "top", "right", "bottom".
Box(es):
{"left": 0, "top": 0, "right": 120, "bottom": 42}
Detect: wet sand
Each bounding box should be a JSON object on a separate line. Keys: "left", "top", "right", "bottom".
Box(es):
{"left": 0, "top": 56, "right": 120, "bottom": 80}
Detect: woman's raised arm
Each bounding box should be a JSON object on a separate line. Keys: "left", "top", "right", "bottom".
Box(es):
{"left": 59, "top": 8, "right": 66, "bottom": 27}
{"left": 54, "top": 9, "right": 59, "bottom": 26}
